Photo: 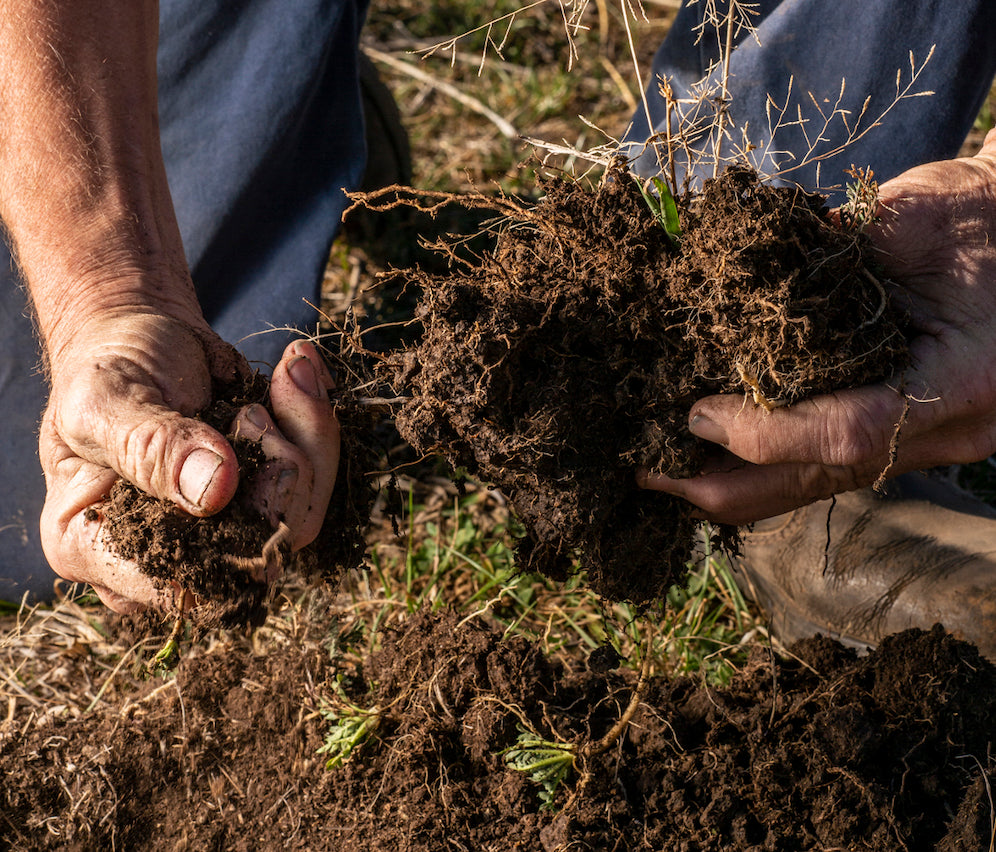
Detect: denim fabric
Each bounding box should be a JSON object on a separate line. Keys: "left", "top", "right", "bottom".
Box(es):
{"left": 625, "top": 0, "right": 996, "bottom": 200}
{"left": 0, "top": 0, "right": 369, "bottom": 601}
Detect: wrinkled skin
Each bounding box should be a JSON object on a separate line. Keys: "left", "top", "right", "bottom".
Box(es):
{"left": 642, "top": 129, "right": 996, "bottom": 524}
{"left": 39, "top": 314, "right": 339, "bottom": 612}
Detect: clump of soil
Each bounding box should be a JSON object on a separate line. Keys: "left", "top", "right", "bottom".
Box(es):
{"left": 368, "top": 163, "right": 908, "bottom": 601}
{"left": 3, "top": 610, "right": 992, "bottom": 851}
{"left": 100, "top": 367, "right": 379, "bottom": 628}
{"left": 97, "top": 372, "right": 275, "bottom": 627}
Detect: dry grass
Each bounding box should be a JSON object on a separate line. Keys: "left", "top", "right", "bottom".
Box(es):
{"left": 362, "top": 0, "right": 676, "bottom": 193}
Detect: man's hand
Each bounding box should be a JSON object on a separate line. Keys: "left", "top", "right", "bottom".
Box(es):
{"left": 38, "top": 317, "right": 340, "bottom": 612}
{"left": 0, "top": 3, "right": 337, "bottom": 611}
{"left": 640, "top": 129, "right": 996, "bottom": 524}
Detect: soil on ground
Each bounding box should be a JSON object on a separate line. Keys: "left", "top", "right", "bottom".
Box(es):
{"left": 2, "top": 608, "right": 993, "bottom": 851}
{"left": 368, "top": 164, "right": 908, "bottom": 602}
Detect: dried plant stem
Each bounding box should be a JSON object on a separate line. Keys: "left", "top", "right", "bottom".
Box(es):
{"left": 620, "top": 0, "right": 660, "bottom": 176}
{"left": 584, "top": 623, "right": 654, "bottom": 758}
{"left": 364, "top": 47, "right": 518, "bottom": 139}
{"left": 712, "top": 6, "right": 736, "bottom": 178}
{"left": 662, "top": 77, "right": 678, "bottom": 192}
{"left": 356, "top": 396, "right": 409, "bottom": 408}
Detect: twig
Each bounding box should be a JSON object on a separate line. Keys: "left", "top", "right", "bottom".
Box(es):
{"left": 355, "top": 396, "right": 409, "bottom": 408}
{"left": 620, "top": 0, "right": 656, "bottom": 172}
{"left": 364, "top": 46, "right": 519, "bottom": 140}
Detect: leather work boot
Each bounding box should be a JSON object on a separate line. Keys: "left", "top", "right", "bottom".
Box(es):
{"left": 734, "top": 471, "right": 996, "bottom": 661}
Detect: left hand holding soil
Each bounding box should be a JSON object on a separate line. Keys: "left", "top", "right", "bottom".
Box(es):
{"left": 641, "top": 129, "right": 996, "bottom": 524}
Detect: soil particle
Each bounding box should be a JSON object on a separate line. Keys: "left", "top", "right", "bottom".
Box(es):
{"left": 376, "top": 164, "right": 907, "bottom": 602}
{"left": 3, "top": 613, "right": 992, "bottom": 851}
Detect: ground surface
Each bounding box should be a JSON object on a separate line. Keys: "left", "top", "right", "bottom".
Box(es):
{"left": 2, "top": 606, "right": 994, "bottom": 851}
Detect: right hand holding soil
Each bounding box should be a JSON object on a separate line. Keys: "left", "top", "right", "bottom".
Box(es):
{"left": 38, "top": 314, "right": 339, "bottom": 613}
{"left": 640, "top": 129, "right": 996, "bottom": 524}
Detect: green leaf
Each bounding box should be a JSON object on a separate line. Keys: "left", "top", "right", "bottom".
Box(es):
{"left": 502, "top": 728, "right": 575, "bottom": 809}
{"left": 650, "top": 176, "right": 682, "bottom": 240}
{"left": 633, "top": 174, "right": 681, "bottom": 246}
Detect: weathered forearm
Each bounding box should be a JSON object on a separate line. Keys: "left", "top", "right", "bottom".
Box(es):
{"left": 0, "top": 0, "right": 201, "bottom": 365}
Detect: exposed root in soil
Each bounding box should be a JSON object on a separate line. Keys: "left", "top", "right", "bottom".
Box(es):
{"left": 355, "top": 162, "right": 908, "bottom": 602}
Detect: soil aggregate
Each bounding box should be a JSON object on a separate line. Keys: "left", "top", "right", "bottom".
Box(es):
{"left": 99, "top": 368, "right": 379, "bottom": 629}
{"left": 2, "top": 609, "right": 993, "bottom": 851}
{"left": 97, "top": 163, "right": 907, "bottom": 621}
{"left": 372, "top": 163, "right": 908, "bottom": 602}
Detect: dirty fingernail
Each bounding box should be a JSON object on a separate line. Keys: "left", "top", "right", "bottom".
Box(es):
{"left": 246, "top": 403, "right": 270, "bottom": 430}
{"left": 179, "top": 449, "right": 224, "bottom": 507}
{"left": 288, "top": 356, "right": 323, "bottom": 399}
{"left": 690, "top": 414, "right": 729, "bottom": 446}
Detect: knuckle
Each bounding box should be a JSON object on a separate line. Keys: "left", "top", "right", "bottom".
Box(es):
{"left": 796, "top": 465, "right": 850, "bottom": 504}
{"left": 819, "top": 403, "right": 885, "bottom": 467}
{"left": 119, "top": 418, "right": 174, "bottom": 491}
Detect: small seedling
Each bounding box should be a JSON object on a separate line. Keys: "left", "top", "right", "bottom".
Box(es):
{"left": 635, "top": 175, "right": 682, "bottom": 246}
{"left": 145, "top": 614, "right": 185, "bottom": 677}
{"left": 502, "top": 726, "right": 576, "bottom": 809}
{"left": 840, "top": 165, "right": 879, "bottom": 231}
{"left": 317, "top": 679, "right": 382, "bottom": 770}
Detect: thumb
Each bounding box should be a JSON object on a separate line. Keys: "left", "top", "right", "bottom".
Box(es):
{"left": 687, "top": 384, "right": 903, "bottom": 470}
{"left": 52, "top": 381, "right": 240, "bottom": 515}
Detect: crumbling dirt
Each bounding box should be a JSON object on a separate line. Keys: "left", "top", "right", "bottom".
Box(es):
{"left": 99, "top": 368, "right": 378, "bottom": 629}
{"left": 370, "top": 164, "right": 908, "bottom": 601}
{"left": 95, "top": 163, "right": 907, "bottom": 621}
{"left": 2, "top": 609, "right": 992, "bottom": 851}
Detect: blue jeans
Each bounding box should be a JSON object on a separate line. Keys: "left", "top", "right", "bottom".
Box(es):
{"left": 0, "top": 0, "right": 369, "bottom": 601}
{"left": 625, "top": 0, "right": 996, "bottom": 200}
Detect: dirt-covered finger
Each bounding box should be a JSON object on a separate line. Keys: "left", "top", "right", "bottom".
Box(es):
{"left": 688, "top": 384, "right": 906, "bottom": 470}
{"left": 229, "top": 403, "right": 315, "bottom": 534}
{"left": 267, "top": 340, "right": 340, "bottom": 550}
{"left": 640, "top": 460, "right": 871, "bottom": 525}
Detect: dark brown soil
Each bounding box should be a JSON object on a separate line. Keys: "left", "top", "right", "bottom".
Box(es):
{"left": 96, "top": 164, "right": 906, "bottom": 624}
{"left": 99, "top": 369, "right": 378, "bottom": 629}
{"left": 371, "top": 164, "right": 907, "bottom": 602}
{"left": 3, "top": 609, "right": 993, "bottom": 851}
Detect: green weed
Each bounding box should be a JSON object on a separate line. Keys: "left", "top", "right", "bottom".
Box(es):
{"left": 318, "top": 677, "right": 383, "bottom": 770}
{"left": 502, "top": 726, "right": 576, "bottom": 809}
{"left": 635, "top": 174, "right": 682, "bottom": 245}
